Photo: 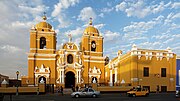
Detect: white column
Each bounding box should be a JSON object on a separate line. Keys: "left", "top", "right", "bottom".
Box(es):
{"left": 79, "top": 71, "right": 81, "bottom": 83}
{"left": 76, "top": 70, "right": 79, "bottom": 83}
{"left": 115, "top": 68, "right": 117, "bottom": 83}
{"left": 59, "top": 70, "right": 62, "bottom": 83}
{"left": 110, "top": 70, "right": 112, "bottom": 86}
{"left": 62, "top": 70, "right": 64, "bottom": 83}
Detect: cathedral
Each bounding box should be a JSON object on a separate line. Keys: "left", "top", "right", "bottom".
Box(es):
{"left": 21, "top": 14, "right": 176, "bottom": 92}
{"left": 22, "top": 15, "right": 107, "bottom": 88}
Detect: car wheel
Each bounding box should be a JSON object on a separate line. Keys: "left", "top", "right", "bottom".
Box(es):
{"left": 92, "top": 94, "right": 97, "bottom": 98}
{"left": 74, "top": 94, "right": 80, "bottom": 98}
{"left": 133, "top": 94, "right": 136, "bottom": 97}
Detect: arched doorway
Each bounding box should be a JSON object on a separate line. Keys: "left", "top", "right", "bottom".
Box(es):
{"left": 38, "top": 76, "right": 46, "bottom": 83}
{"left": 65, "top": 71, "right": 75, "bottom": 88}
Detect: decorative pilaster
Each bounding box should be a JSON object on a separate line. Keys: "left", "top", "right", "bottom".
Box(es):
{"left": 110, "top": 70, "right": 112, "bottom": 86}
{"left": 62, "top": 70, "right": 64, "bottom": 83}
{"left": 115, "top": 68, "right": 117, "bottom": 83}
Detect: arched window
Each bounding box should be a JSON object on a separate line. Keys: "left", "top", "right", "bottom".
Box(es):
{"left": 91, "top": 41, "right": 96, "bottom": 51}
{"left": 67, "top": 54, "right": 73, "bottom": 64}
{"left": 40, "top": 37, "right": 46, "bottom": 49}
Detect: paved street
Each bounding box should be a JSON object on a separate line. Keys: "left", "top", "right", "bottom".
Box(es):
{"left": 2, "top": 93, "right": 180, "bottom": 101}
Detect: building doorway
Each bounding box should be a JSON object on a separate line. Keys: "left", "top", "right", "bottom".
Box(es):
{"left": 161, "top": 86, "right": 167, "bottom": 92}
{"left": 38, "top": 76, "right": 46, "bottom": 84}
{"left": 112, "top": 74, "right": 115, "bottom": 86}
{"left": 65, "top": 71, "right": 75, "bottom": 88}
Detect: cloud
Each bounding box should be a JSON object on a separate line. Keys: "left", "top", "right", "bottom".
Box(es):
{"left": 94, "top": 24, "right": 106, "bottom": 29}
{"left": 115, "top": 0, "right": 171, "bottom": 18}
{"left": 115, "top": 1, "right": 127, "bottom": 11}
{"left": 64, "top": 27, "right": 83, "bottom": 37}
{"left": 171, "top": 2, "right": 180, "bottom": 9}
{"left": 0, "top": 0, "right": 46, "bottom": 78}
{"left": 101, "top": 7, "right": 114, "bottom": 13}
{"left": 138, "top": 41, "right": 162, "bottom": 49}
{"left": 51, "top": 0, "right": 79, "bottom": 28}
{"left": 0, "top": 45, "right": 22, "bottom": 53}
{"left": 103, "top": 30, "right": 121, "bottom": 42}
{"left": 123, "top": 15, "right": 164, "bottom": 35}
{"left": 98, "top": 13, "right": 104, "bottom": 17}
{"left": 78, "top": 7, "right": 96, "bottom": 22}
{"left": 51, "top": 0, "right": 79, "bottom": 17}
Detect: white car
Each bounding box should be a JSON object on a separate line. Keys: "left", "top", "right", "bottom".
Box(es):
{"left": 71, "top": 88, "right": 100, "bottom": 98}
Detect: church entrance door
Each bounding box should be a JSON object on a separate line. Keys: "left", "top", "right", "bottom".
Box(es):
{"left": 65, "top": 71, "right": 75, "bottom": 88}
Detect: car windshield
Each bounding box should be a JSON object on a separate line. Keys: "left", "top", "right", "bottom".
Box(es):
{"left": 82, "top": 88, "right": 88, "bottom": 92}
{"left": 89, "top": 88, "right": 94, "bottom": 92}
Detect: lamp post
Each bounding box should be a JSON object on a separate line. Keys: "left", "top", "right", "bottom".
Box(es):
{"left": 16, "top": 71, "right": 19, "bottom": 96}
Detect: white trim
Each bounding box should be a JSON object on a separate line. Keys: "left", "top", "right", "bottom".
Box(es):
{"left": 28, "top": 53, "right": 56, "bottom": 56}
{"left": 83, "top": 55, "right": 105, "bottom": 59}
{"left": 84, "top": 51, "right": 103, "bottom": 54}
{"left": 35, "top": 31, "right": 56, "bottom": 34}
{"left": 28, "top": 58, "right": 56, "bottom": 60}
{"left": 84, "top": 60, "right": 105, "bottom": 63}
{"left": 177, "top": 56, "right": 180, "bottom": 59}
{"left": 83, "top": 35, "right": 103, "bottom": 39}
{"left": 30, "top": 48, "right": 56, "bottom": 51}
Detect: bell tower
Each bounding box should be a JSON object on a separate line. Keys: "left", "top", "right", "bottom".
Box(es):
{"left": 81, "top": 18, "right": 105, "bottom": 85}
{"left": 28, "top": 13, "right": 57, "bottom": 85}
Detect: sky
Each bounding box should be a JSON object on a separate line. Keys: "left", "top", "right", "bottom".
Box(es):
{"left": 0, "top": 0, "right": 179, "bottom": 78}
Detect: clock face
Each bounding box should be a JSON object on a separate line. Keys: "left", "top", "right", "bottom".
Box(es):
{"left": 92, "top": 43, "right": 96, "bottom": 48}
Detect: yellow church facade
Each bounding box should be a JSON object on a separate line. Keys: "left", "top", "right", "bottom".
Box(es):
{"left": 22, "top": 16, "right": 106, "bottom": 88}
{"left": 21, "top": 15, "right": 176, "bottom": 92}
{"left": 105, "top": 44, "right": 176, "bottom": 92}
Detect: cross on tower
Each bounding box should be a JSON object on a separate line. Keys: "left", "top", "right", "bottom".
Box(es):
{"left": 89, "top": 17, "right": 92, "bottom": 25}
{"left": 42, "top": 12, "right": 47, "bottom": 21}
{"left": 68, "top": 34, "right": 72, "bottom": 42}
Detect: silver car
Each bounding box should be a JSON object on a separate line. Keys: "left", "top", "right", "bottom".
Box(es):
{"left": 71, "top": 88, "right": 100, "bottom": 98}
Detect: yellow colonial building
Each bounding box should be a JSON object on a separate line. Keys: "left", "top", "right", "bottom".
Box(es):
{"left": 21, "top": 14, "right": 176, "bottom": 92}
{"left": 22, "top": 15, "right": 106, "bottom": 88}
{"left": 105, "top": 44, "right": 176, "bottom": 92}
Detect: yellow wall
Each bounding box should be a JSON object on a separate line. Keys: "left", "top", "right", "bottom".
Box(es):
{"left": 105, "top": 49, "right": 176, "bottom": 92}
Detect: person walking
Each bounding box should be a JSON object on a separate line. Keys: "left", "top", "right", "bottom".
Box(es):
{"left": 71, "top": 85, "right": 75, "bottom": 92}
{"left": 60, "top": 86, "right": 63, "bottom": 96}
{"left": 37, "top": 87, "right": 39, "bottom": 95}
{"left": 76, "top": 85, "right": 79, "bottom": 91}
{"left": 156, "top": 85, "right": 159, "bottom": 93}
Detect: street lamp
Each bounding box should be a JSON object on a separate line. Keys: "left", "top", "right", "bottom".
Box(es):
{"left": 16, "top": 71, "right": 19, "bottom": 96}
{"left": 16, "top": 71, "right": 19, "bottom": 80}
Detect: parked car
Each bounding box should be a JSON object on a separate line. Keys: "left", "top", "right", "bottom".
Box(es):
{"left": 127, "top": 87, "right": 149, "bottom": 97}
{"left": 176, "top": 90, "right": 180, "bottom": 97}
{"left": 71, "top": 88, "right": 100, "bottom": 98}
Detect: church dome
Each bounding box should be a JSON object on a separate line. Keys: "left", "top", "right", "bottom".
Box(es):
{"left": 36, "top": 22, "right": 52, "bottom": 29}
{"left": 83, "top": 18, "right": 99, "bottom": 36}
{"left": 35, "top": 15, "right": 52, "bottom": 29}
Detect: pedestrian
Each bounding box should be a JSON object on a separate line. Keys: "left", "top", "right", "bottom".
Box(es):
{"left": 156, "top": 85, "right": 159, "bottom": 93}
{"left": 60, "top": 86, "right": 63, "bottom": 96}
{"left": 71, "top": 85, "right": 75, "bottom": 92}
{"left": 78, "top": 86, "right": 81, "bottom": 91}
{"left": 84, "top": 84, "right": 87, "bottom": 88}
{"left": 37, "top": 87, "right": 39, "bottom": 95}
{"left": 76, "top": 85, "right": 79, "bottom": 91}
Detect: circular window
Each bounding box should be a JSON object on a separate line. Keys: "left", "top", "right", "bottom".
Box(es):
{"left": 67, "top": 54, "right": 73, "bottom": 64}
